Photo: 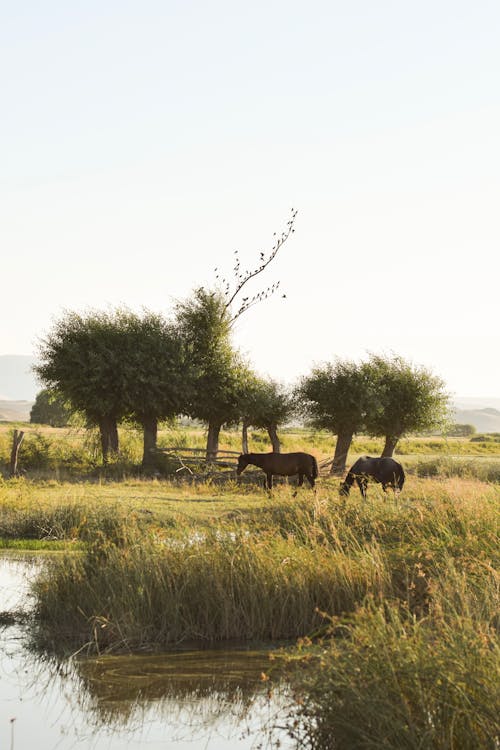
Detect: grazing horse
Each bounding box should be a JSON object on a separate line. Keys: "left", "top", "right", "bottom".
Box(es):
{"left": 237, "top": 452, "right": 318, "bottom": 490}
{"left": 340, "top": 456, "right": 405, "bottom": 500}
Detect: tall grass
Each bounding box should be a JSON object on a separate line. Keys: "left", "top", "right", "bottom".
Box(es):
{"left": 0, "top": 497, "right": 152, "bottom": 544}
{"left": 31, "top": 486, "right": 498, "bottom": 649}
{"left": 23, "top": 476, "right": 499, "bottom": 747}
{"left": 283, "top": 577, "right": 499, "bottom": 749}
{"left": 286, "top": 612, "right": 498, "bottom": 749}
{"left": 32, "top": 524, "right": 390, "bottom": 651}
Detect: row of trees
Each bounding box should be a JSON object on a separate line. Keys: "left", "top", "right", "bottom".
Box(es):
{"left": 34, "top": 290, "right": 450, "bottom": 473}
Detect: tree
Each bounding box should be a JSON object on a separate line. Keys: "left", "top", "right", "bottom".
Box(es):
{"left": 36, "top": 309, "right": 189, "bottom": 467}
{"left": 296, "top": 360, "right": 372, "bottom": 474}
{"left": 364, "top": 354, "right": 450, "bottom": 456}
{"left": 30, "top": 388, "right": 72, "bottom": 427}
{"left": 113, "top": 311, "right": 190, "bottom": 469}
{"left": 240, "top": 377, "right": 294, "bottom": 453}
{"left": 214, "top": 208, "right": 298, "bottom": 326}
{"left": 36, "top": 311, "right": 129, "bottom": 463}
{"left": 175, "top": 288, "right": 253, "bottom": 460}
{"left": 445, "top": 423, "right": 476, "bottom": 438}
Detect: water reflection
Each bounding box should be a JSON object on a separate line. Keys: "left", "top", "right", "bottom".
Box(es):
{"left": 0, "top": 556, "right": 294, "bottom": 749}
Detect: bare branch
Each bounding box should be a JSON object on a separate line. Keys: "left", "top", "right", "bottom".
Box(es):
{"left": 220, "top": 208, "right": 297, "bottom": 325}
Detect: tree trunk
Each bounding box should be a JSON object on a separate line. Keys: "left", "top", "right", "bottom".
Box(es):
{"left": 267, "top": 424, "right": 281, "bottom": 453}
{"left": 206, "top": 421, "right": 221, "bottom": 462}
{"left": 329, "top": 430, "right": 354, "bottom": 475}
{"left": 109, "top": 420, "right": 119, "bottom": 454}
{"left": 98, "top": 417, "right": 110, "bottom": 465}
{"left": 242, "top": 420, "right": 249, "bottom": 454}
{"left": 98, "top": 415, "right": 119, "bottom": 465}
{"left": 381, "top": 435, "right": 399, "bottom": 457}
{"left": 141, "top": 414, "right": 158, "bottom": 469}
{"left": 9, "top": 430, "right": 25, "bottom": 477}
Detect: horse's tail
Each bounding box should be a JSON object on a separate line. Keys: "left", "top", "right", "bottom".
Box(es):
{"left": 397, "top": 464, "right": 406, "bottom": 490}
{"left": 311, "top": 455, "right": 319, "bottom": 479}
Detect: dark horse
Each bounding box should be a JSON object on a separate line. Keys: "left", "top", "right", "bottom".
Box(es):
{"left": 237, "top": 452, "right": 318, "bottom": 490}
{"left": 340, "top": 456, "right": 405, "bottom": 500}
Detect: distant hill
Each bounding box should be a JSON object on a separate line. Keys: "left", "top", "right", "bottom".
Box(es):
{"left": 0, "top": 355, "right": 39, "bottom": 400}
{"left": 453, "top": 407, "right": 500, "bottom": 434}
{"left": 454, "top": 397, "right": 500, "bottom": 412}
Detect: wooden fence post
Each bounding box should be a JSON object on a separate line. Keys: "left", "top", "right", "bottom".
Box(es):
{"left": 9, "top": 429, "right": 25, "bottom": 477}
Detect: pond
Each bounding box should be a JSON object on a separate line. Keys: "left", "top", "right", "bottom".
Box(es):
{"left": 0, "top": 556, "right": 296, "bottom": 749}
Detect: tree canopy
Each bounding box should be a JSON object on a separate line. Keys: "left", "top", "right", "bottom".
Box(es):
{"left": 35, "top": 308, "right": 190, "bottom": 465}
{"left": 30, "top": 388, "right": 72, "bottom": 427}
{"left": 296, "top": 354, "right": 450, "bottom": 469}
{"left": 240, "top": 377, "right": 294, "bottom": 452}
{"left": 363, "top": 354, "right": 450, "bottom": 456}
{"left": 296, "top": 359, "right": 372, "bottom": 473}
{"left": 174, "top": 288, "right": 253, "bottom": 459}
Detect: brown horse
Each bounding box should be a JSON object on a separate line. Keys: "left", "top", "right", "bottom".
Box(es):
{"left": 237, "top": 452, "right": 318, "bottom": 490}
{"left": 340, "top": 456, "right": 405, "bottom": 500}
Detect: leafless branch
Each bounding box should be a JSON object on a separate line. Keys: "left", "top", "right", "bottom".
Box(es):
{"left": 216, "top": 208, "right": 297, "bottom": 325}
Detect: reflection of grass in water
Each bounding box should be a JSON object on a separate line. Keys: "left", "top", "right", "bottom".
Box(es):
{"left": 73, "top": 649, "right": 283, "bottom": 726}
{"left": 9, "top": 630, "right": 289, "bottom": 743}
{"left": 78, "top": 650, "right": 277, "bottom": 703}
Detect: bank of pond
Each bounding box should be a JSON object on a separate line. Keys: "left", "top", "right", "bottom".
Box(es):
{"left": 1, "top": 473, "right": 498, "bottom": 748}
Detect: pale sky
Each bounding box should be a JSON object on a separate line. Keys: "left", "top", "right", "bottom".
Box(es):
{"left": 1, "top": 1, "right": 499, "bottom": 398}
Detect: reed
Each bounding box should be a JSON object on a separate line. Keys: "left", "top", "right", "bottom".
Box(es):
{"left": 30, "top": 481, "right": 498, "bottom": 653}
{"left": 32, "top": 525, "right": 390, "bottom": 651}
{"left": 282, "top": 576, "right": 499, "bottom": 749}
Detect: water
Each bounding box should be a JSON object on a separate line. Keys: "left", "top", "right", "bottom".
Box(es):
{"left": 0, "top": 556, "right": 295, "bottom": 750}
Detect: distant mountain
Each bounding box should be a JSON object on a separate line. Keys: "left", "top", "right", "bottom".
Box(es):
{"left": 454, "top": 397, "right": 500, "bottom": 412}
{"left": 453, "top": 407, "right": 500, "bottom": 433}
{"left": 0, "top": 355, "right": 39, "bottom": 400}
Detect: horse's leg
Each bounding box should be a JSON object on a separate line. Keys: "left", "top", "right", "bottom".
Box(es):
{"left": 298, "top": 473, "right": 304, "bottom": 487}
{"left": 357, "top": 477, "right": 367, "bottom": 500}
{"left": 267, "top": 473, "right": 273, "bottom": 490}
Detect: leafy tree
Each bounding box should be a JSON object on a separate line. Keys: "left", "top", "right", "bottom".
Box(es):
{"left": 36, "top": 309, "right": 189, "bottom": 466}
{"left": 445, "top": 423, "right": 476, "bottom": 438}
{"left": 30, "top": 388, "right": 72, "bottom": 427}
{"left": 175, "top": 288, "right": 252, "bottom": 460}
{"left": 240, "top": 377, "right": 294, "bottom": 453}
{"left": 114, "top": 311, "right": 190, "bottom": 468}
{"left": 364, "top": 354, "right": 450, "bottom": 456}
{"left": 36, "top": 311, "right": 128, "bottom": 462}
{"left": 296, "top": 360, "right": 372, "bottom": 474}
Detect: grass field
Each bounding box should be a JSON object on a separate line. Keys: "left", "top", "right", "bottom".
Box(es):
{"left": 1, "top": 421, "right": 500, "bottom": 481}
{"left": 0, "top": 423, "right": 498, "bottom": 748}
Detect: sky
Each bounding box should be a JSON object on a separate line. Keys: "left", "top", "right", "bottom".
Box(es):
{"left": 1, "top": 1, "right": 499, "bottom": 399}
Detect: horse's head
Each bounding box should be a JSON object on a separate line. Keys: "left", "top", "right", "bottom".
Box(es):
{"left": 237, "top": 454, "right": 251, "bottom": 475}
{"left": 339, "top": 481, "right": 350, "bottom": 497}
